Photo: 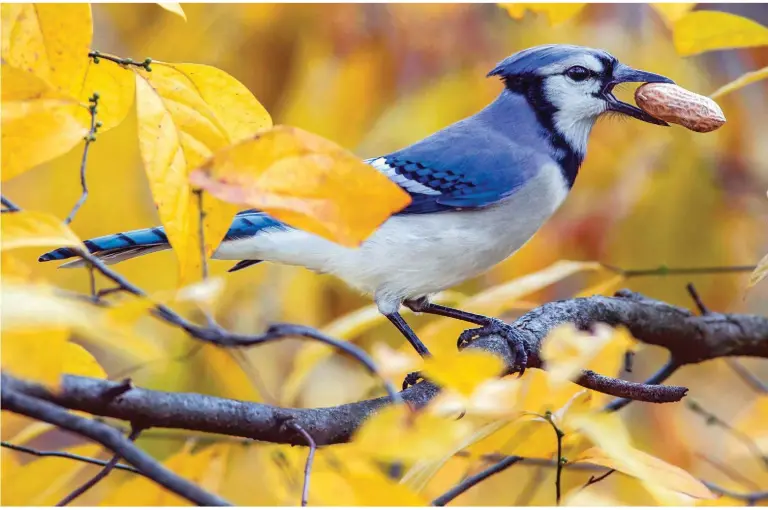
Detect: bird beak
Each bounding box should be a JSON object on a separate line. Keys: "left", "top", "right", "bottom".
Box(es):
{"left": 603, "top": 63, "right": 675, "bottom": 126}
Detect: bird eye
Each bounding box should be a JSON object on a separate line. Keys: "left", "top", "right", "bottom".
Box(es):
{"left": 565, "top": 66, "right": 591, "bottom": 82}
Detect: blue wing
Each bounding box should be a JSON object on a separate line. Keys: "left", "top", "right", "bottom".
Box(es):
{"left": 365, "top": 116, "right": 545, "bottom": 214}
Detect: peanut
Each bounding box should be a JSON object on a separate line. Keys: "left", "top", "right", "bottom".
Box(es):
{"left": 635, "top": 83, "right": 726, "bottom": 133}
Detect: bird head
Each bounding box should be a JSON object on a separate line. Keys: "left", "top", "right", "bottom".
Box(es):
{"left": 489, "top": 44, "right": 674, "bottom": 155}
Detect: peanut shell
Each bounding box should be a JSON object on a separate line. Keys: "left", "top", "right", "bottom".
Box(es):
{"left": 635, "top": 83, "right": 726, "bottom": 133}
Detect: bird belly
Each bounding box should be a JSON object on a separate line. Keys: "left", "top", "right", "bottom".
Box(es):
{"left": 329, "top": 162, "right": 569, "bottom": 313}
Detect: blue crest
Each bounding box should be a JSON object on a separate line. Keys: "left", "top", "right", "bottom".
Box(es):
{"left": 488, "top": 44, "right": 615, "bottom": 78}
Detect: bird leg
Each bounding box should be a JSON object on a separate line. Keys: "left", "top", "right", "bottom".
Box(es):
{"left": 404, "top": 298, "right": 529, "bottom": 374}
{"left": 384, "top": 312, "right": 431, "bottom": 358}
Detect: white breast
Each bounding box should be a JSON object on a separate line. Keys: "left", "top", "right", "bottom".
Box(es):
{"left": 215, "top": 162, "right": 569, "bottom": 315}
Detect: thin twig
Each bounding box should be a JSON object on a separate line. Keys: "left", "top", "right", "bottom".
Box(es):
{"left": 583, "top": 469, "right": 615, "bottom": 489}
{"left": 726, "top": 359, "right": 768, "bottom": 394}
{"left": 432, "top": 456, "right": 523, "bottom": 506}
{"left": 686, "top": 283, "right": 710, "bottom": 315}
{"left": 687, "top": 400, "right": 767, "bottom": 467}
{"left": 603, "top": 263, "right": 757, "bottom": 278}
{"left": 623, "top": 351, "right": 634, "bottom": 373}
{"left": 88, "top": 265, "right": 98, "bottom": 299}
{"left": 704, "top": 482, "right": 768, "bottom": 504}
{"left": 65, "top": 94, "right": 100, "bottom": 225}
{"left": 1, "top": 195, "right": 21, "bottom": 212}
{"left": 286, "top": 422, "right": 316, "bottom": 507}
{"left": 603, "top": 359, "right": 681, "bottom": 412}
{"left": 1, "top": 441, "right": 140, "bottom": 474}
{"left": 1, "top": 388, "right": 230, "bottom": 506}
{"left": 695, "top": 452, "right": 761, "bottom": 490}
{"left": 56, "top": 426, "right": 143, "bottom": 506}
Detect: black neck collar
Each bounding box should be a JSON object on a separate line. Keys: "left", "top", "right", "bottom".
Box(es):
{"left": 502, "top": 76, "right": 584, "bottom": 188}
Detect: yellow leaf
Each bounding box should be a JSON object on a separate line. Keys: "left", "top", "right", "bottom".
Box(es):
{"left": 134, "top": 73, "right": 196, "bottom": 284}
{"left": 1, "top": 253, "right": 33, "bottom": 280}
{"left": 311, "top": 469, "right": 426, "bottom": 506}
{"left": 575, "top": 446, "right": 715, "bottom": 499}
{"left": 571, "top": 413, "right": 715, "bottom": 499}
{"left": 735, "top": 395, "right": 768, "bottom": 438}
{"left": 430, "top": 376, "right": 522, "bottom": 419}
{"left": 1, "top": 4, "right": 92, "bottom": 97}
{"left": 62, "top": 342, "right": 107, "bottom": 379}
{"left": 195, "top": 344, "right": 263, "bottom": 402}
{"left": 747, "top": 252, "right": 768, "bottom": 289}
{"left": 499, "top": 3, "right": 587, "bottom": 25}
{"left": 649, "top": 3, "right": 695, "bottom": 27}
{"left": 418, "top": 260, "right": 602, "bottom": 355}
{"left": 5, "top": 420, "right": 57, "bottom": 446}
{"left": 422, "top": 350, "right": 505, "bottom": 397}
{"left": 541, "top": 323, "right": 637, "bottom": 385}
{"left": 1, "top": 281, "right": 163, "bottom": 365}
{"left": 1, "top": 329, "right": 69, "bottom": 389}
{"left": 190, "top": 125, "right": 411, "bottom": 247}
{"left": 171, "top": 276, "right": 227, "bottom": 308}
{"left": 1, "top": 210, "right": 83, "bottom": 251}
{"left": 462, "top": 379, "right": 591, "bottom": 461}
{"left": 134, "top": 63, "right": 271, "bottom": 285}
{"left": 157, "top": 2, "right": 187, "bottom": 20}
{"left": 75, "top": 58, "right": 136, "bottom": 132}
{"left": 1, "top": 443, "right": 102, "bottom": 505}
{"left": 1, "top": 65, "right": 87, "bottom": 181}
{"left": 166, "top": 63, "right": 271, "bottom": 141}
{"left": 100, "top": 442, "right": 228, "bottom": 505}
{"left": 352, "top": 405, "right": 471, "bottom": 462}
{"left": 564, "top": 487, "right": 623, "bottom": 506}
{"left": 371, "top": 342, "right": 423, "bottom": 383}
{"left": 673, "top": 11, "right": 768, "bottom": 56}
{"left": 575, "top": 274, "right": 626, "bottom": 298}
{"left": 711, "top": 65, "right": 768, "bottom": 99}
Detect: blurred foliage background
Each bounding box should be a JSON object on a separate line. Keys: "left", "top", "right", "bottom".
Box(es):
{"left": 3, "top": 3, "right": 768, "bottom": 505}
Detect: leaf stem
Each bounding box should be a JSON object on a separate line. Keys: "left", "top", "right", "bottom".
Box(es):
{"left": 543, "top": 411, "right": 565, "bottom": 505}
{"left": 64, "top": 93, "right": 100, "bottom": 225}
{"left": 88, "top": 51, "right": 152, "bottom": 72}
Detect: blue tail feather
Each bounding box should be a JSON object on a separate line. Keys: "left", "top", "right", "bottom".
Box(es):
{"left": 38, "top": 210, "right": 289, "bottom": 264}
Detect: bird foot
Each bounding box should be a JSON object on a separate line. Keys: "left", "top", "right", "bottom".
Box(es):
{"left": 457, "top": 318, "right": 529, "bottom": 376}
{"left": 402, "top": 371, "right": 426, "bottom": 391}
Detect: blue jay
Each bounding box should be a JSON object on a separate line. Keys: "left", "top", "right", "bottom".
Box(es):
{"left": 40, "top": 44, "right": 673, "bottom": 370}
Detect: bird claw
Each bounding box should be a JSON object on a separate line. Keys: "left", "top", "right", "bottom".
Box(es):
{"left": 457, "top": 318, "right": 529, "bottom": 376}
{"left": 402, "top": 371, "right": 425, "bottom": 390}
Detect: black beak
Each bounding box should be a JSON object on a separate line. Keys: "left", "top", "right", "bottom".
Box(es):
{"left": 603, "top": 63, "right": 675, "bottom": 126}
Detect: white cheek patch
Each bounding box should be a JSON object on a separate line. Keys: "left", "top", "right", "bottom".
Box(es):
{"left": 366, "top": 157, "right": 442, "bottom": 196}
{"left": 544, "top": 76, "right": 606, "bottom": 155}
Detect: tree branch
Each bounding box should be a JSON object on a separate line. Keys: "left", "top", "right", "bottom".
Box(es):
{"left": 3, "top": 291, "right": 765, "bottom": 448}
{"left": 432, "top": 455, "right": 523, "bottom": 506}
{"left": 1, "top": 387, "right": 230, "bottom": 506}
{"left": 56, "top": 426, "right": 143, "bottom": 506}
